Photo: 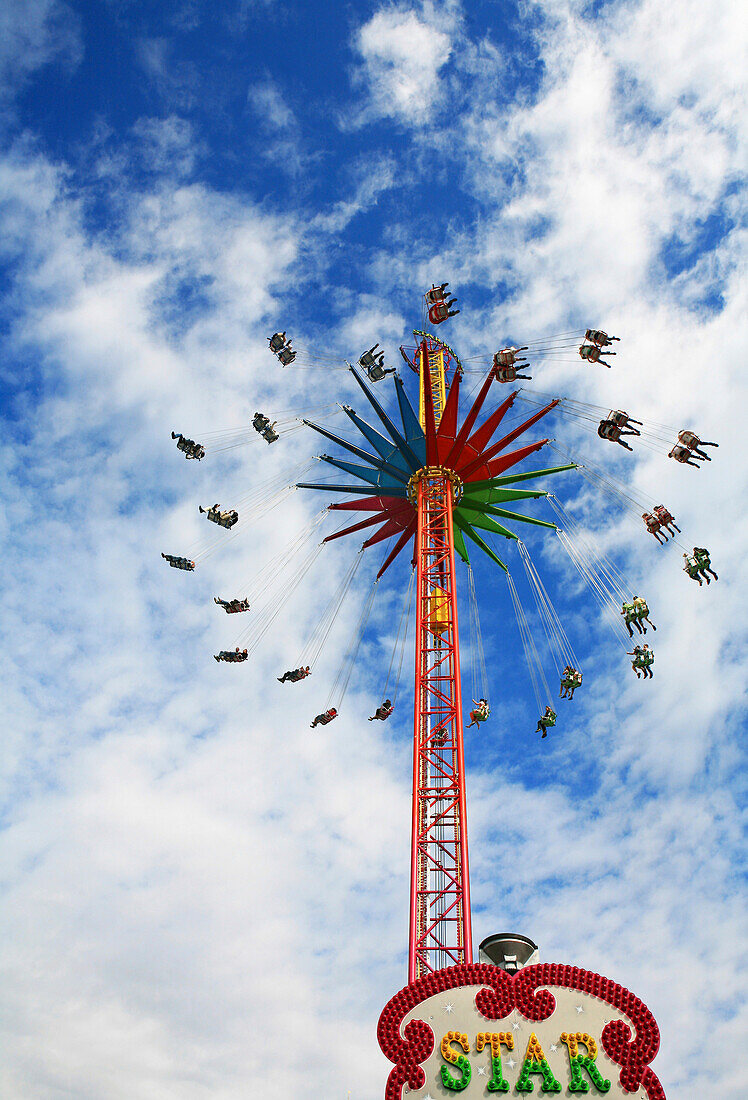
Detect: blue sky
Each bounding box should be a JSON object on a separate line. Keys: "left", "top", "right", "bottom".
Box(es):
{"left": 0, "top": 1, "right": 746, "bottom": 1097}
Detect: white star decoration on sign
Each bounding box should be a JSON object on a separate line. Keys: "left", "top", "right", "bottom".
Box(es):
{"left": 507, "top": 1057, "right": 516, "bottom": 1069}
{"left": 512, "top": 1021, "right": 521, "bottom": 1030}
{"left": 550, "top": 1043, "right": 558, "bottom": 1052}
{"left": 575, "top": 1005, "right": 584, "bottom": 1013}
{"left": 444, "top": 1002, "right": 455, "bottom": 1014}
{"left": 477, "top": 1066, "right": 487, "bottom": 1076}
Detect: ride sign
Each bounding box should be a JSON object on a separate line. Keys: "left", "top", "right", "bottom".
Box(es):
{"left": 378, "top": 962, "right": 665, "bottom": 1098}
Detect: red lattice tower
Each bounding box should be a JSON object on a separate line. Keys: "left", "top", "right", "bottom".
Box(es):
{"left": 409, "top": 339, "right": 471, "bottom": 980}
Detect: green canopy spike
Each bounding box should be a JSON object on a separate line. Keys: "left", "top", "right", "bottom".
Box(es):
{"left": 461, "top": 511, "right": 518, "bottom": 539}
{"left": 458, "top": 498, "right": 557, "bottom": 531}
{"left": 453, "top": 523, "right": 471, "bottom": 565}
{"left": 461, "top": 485, "right": 549, "bottom": 505}
{"left": 454, "top": 515, "right": 509, "bottom": 571}
{"left": 483, "top": 462, "right": 578, "bottom": 487}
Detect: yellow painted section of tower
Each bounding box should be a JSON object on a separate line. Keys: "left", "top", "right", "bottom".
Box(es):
{"left": 429, "top": 585, "right": 449, "bottom": 634}
{"left": 419, "top": 347, "right": 447, "bottom": 429}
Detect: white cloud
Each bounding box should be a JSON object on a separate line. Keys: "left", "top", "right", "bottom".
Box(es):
{"left": 350, "top": 3, "right": 457, "bottom": 127}
{"left": 0, "top": 0, "right": 81, "bottom": 100}
{"left": 0, "top": 0, "right": 746, "bottom": 1097}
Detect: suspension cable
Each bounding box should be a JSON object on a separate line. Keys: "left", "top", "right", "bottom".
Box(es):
{"left": 516, "top": 540, "right": 579, "bottom": 675}
{"left": 326, "top": 577, "right": 379, "bottom": 710}
{"left": 466, "top": 564, "right": 489, "bottom": 704}
{"left": 297, "top": 550, "right": 364, "bottom": 668}
{"left": 382, "top": 567, "right": 415, "bottom": 704}
{"left": 506, "top": 572, "right": 552, "bottom": 711}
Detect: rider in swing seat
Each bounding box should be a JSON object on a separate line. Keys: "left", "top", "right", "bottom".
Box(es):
{"left": 536, "top": 706, "right": 557, "bottom": 737}
{"left": 278, "top": 666, "right": 311, "bottom": 683}
{"left": 579, "top": 343, "right": 615, "bottom": 367}
{"left": 585, "top": 329, "right": 620, "bottom": 348}
{"left": 310, "top": 708, "right": 338, "bottom": 728}
{"left": 466, "top": 698, "right": 489, "bottom": 728}
{"left": 368, "top": 699, "right": 394, "bottom": 721}
{"left": 632, "top": 595, "right": 656, "bottom": 632}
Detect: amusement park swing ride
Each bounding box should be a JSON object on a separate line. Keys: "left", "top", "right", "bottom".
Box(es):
{"left": 163, "top": 283, "right": 718, "bottom": 1099}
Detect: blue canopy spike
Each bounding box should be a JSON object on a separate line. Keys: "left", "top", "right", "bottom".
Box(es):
{"left": 393, "top": 374, "right": 427, "bottom": 454}
{"left": 296, "top": 481, "right": 408, "bottom": 497}
{"left": 319, "top": 455, "right": 409, "bottom": 492}
{"left": 348, "top": 366, "right": 423, "bottom": 472}
{"left": 341, "top": 406, "right": 414, "bottom": 473}
{"left": 303, "top": 419, "right": 409, "bottom": 482}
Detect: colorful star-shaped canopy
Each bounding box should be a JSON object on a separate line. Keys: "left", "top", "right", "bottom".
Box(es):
{"left": 298, "top": 339, "right": 575, "bottom": 576}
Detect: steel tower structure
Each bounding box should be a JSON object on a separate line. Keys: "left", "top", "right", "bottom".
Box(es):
{"left": 409, "top": 338, "right": 471, "bottom": 981}
{"left": 297, "top": 327, "right": 569, "bottom": 981}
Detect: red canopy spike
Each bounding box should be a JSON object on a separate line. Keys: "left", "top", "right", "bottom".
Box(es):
{"left": 329, "top": 496, "right": 412, "bottom": 513}
{"left": 323, "top": 512, "right": 389, "bottom": 543}
{"left": 435, "top": 368, "right": 461, "bottom": 463}
{"left": 484, "top": 438, "right": 550, "bottom": 479}
{"left": 362, "top": 516, "right": 410, "bottom": 550}
{"left": 457, "top": 400, "right": 558, "bottom": 480}
{"left": 420, "top": 339, "right": 438, "bottom": 464}
{"left": 376, "top": 518, "right": 417, "bottom": 578}
{"left": 463, "top": 392, "right": 518, "bottom": 455}
{"left": 444, "top": 371, "right": 504, "bottom": 468}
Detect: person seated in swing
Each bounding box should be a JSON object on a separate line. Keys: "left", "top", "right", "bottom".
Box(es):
{"left": 609, "top": 409, "right": 642, "bottom": 432}
{"left": 171, "top": 432, "right": 205, "bottom": 460}
{"left": 567, "top": 668, "right": 582, "bottom": 699}
{"left": 653, "top": 504, "right": 680, "bottom": 534}
{"left": 585, "top": 329, "right": 620, "bottom": 348}
{"left": 277, "top": 666, "right": 311, "bottom": 683}
{"left": 536, "top": 706, "right": 557, "bottom": 737}
{"left": 677, "top": 430, "right": 718, "bottom": 460}
{"left": 493, "top": 346, "right": 529, "bottom": 368}
{"left": 621, "top": 600, "right": 644, "bottom": 636}
{"left": 262, "top": 425, "right": 280, "bottom": 443}
{"left": 642, "top": 511, "right": 668, "bottom": 543}
{"left": 368, "top": 698, "right": 394, "bottom": 721}
{"left": 669, "top": 442, "right": 704, "bottom": 466}
{"left": 632, "top": 595, "right": 656, "bottom": 632}
{"left": 199, "top": 503, "right": 239, "bottom": 528}
{"left": 253, "top": 411, "right": 271, "bottom": 432}
{"left": 579, "top": 342, "right": 615, "bottom": 367}
{"left": 277, "top": 344, "right": 296, "bottom": 366}
{"left": 493, "top": 347, "right": 531, "bottom": 382}
{"left": 359, "top": 344, "right": 396, "bottom": 382}
{"left": 628, "top": 643, "right": 654, "bottom": 678}
{"left": 425, "top": 283, "right": 449, "bottom": 305}
{"left": 598, "top": 418, "right": 636, "bottom": 450}
{"left": 495, "top": 362, "right": 532, "bottom": 383}
{"left": 559, "top": 666, "right": 582, "bottom": 699}
{"left": 268, "top": 332, "right": 287, "bottom": 353}
{"left": 428, "top": 296, "right": 460, "bottom": 325}
{"left": 683, "top": 552, "right": 704, "bottom": 583}
{"left": 161, "top": 552, "right": 195, "bottom": 571}
{"left": 310, "top": 707, "right": 337, "bottom": 728}
{"left": 684, "top": 548, "right": 718, "bottom": 584}
{"left": 214, "top": 648, "right": 248, "bottom": 663}
{"left": 466, "top": 698, "right": 489, "bottom": 728}
{"left": 214, "top": 596, "right": 250, "bottom": 614}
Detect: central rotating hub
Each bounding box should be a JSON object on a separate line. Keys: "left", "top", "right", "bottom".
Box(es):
{"left": 407, "top": 465, "right": 464, "bottom": 505}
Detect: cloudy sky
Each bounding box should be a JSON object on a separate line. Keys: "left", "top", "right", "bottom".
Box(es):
{"left": 0, "top": 0, "right": 745, "bottom": 1097}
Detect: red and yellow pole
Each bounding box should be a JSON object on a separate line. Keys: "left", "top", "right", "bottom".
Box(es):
{"left": 408, "top": 338, "right": 472, "bottom": 981}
